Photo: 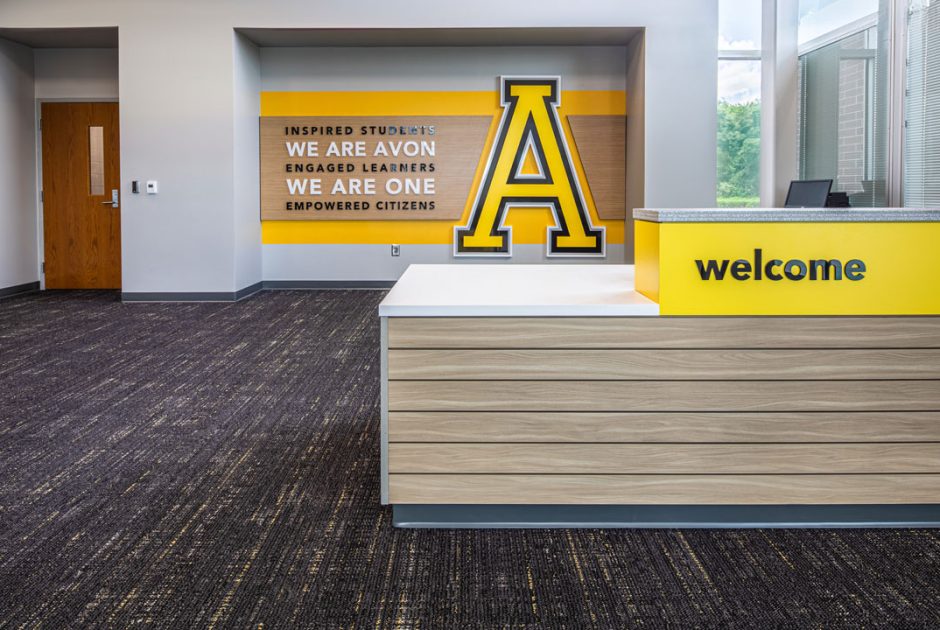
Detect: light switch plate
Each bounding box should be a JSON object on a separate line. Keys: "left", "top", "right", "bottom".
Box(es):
{"left": 391, "top": 244, "right": 401, "bottom": 257}
{"left": 146, "top": 180, "right": 158, "bottom": 194}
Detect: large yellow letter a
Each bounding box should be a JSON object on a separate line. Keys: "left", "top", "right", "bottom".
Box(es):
{"left": 454, "top": 77, "right": 605, "bottom": 257}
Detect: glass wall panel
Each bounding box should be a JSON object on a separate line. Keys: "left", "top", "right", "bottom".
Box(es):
{"left": 799, "top": 0, "right": 879, "bottom": 46}
{"left": 799, "top": 26, "right": 886, "bottom": 207}
{"left": 904, "top": 0, "right": 940, "bottom": 207}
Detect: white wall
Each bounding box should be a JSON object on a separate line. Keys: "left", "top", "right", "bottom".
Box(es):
{"left": 34, "top": 48, "right": 118, "bottom": 99}
{"left": 261, "top": 46, "right": 627, "bottom": 92}
{"left": 643, "top": 13, "right": 718, "bottom": 209}
{"left": 624, "top": 33, "right": 646, "bottom": 262}
{"left": 0, "top": 0, "right": 717, "bottom": 293}
{"left": 118, "top": 16, "right": 238, "bottom": 294}
{"left": 0, "top": 38, "right": 37, "bottom": 291}
{"left": 233, "top": 32, "right": 262, "bottom": 290}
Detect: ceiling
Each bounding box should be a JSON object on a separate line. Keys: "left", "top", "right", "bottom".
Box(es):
{"left": 0, "top": 26, "right": 640, "bottom": 50}
{"left": 0, "top": 27, "right": 118, "bottom": 48}
{"left": 236, "top": 27, "right": 643, "bottom": 48}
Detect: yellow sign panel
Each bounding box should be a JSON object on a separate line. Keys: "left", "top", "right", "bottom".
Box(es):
{"left": 636, "top": 220, "right": 940, "bottom": 315}
{"left": 259, "top": 82, "right": 626, "bottom": 249}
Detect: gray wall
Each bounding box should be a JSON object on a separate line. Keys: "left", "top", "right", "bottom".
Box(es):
{"left": 624, "top": 33, "right": 646, "bottom": 263}
{"left": 234, "top": 33, "right": 262, "bottom": 290}
{"left": 34, "top": 48, "right": 118, "bottom": 99}
{"left": 0, "top": 38, "right": 37, "bottom": 291}
{"left": 260, "top": 46, "right": 628, "bottom": 92}
{"left": 117, "top": 14, "right": 240, "bottom": 294}
{"left": 0, "top": 0, "right": 717, "bottom": 292}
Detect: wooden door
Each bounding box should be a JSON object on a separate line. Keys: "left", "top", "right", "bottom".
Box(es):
{"left": 42, "top": 102, "right": 121, "bottom": 289}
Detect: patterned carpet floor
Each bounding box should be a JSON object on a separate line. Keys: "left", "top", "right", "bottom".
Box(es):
{"left": 0, "top": 289, "right": 939, "bottom": 628}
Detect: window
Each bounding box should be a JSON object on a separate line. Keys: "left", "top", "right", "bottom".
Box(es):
{"left": 718, "top": 0, "right": 762, "bottom": 208}
{"left": 904, "top": 0, "right": 940, "bottom": 206}
{"left": 799, "top": 0, "right": 879, "bottom": 46}
{"left": 89, "top": 126, "right": 105, "bottom": 196}
{"left": 798, "top": 1, "right": 885, "bottom": 207}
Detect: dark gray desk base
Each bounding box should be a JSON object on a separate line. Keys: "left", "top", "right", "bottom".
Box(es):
{"left": 393, "top": 505, "right": 940, "bottom": 529}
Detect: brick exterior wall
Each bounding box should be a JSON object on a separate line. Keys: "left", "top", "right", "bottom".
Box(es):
{"left": 836, "top": 32, "right": 868, "bottom": 195}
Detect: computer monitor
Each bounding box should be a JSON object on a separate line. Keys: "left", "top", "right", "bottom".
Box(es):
{"left": 784, "top": 179, "right": 833, "bottom": 208}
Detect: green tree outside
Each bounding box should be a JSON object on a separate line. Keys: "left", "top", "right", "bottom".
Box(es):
{"left": 718, "top": 100, "right": 761, "bottom": 207}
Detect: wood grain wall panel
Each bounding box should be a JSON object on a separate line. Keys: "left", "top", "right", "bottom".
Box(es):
{"left": 387, "top": 317, "right": 940, "bottom": 349}
{"left": 388, "top": 349, "right": 940, "bottom": 380}
{"left": 567, "top": 115, "right": 626, "bottom": 220}
{"left": 388, "top": 411, "right": 940, "bottom": 443}
{"left": 261, "top": 115, "right": 492, "bottom": 221}
{"left": 389, "top": 443, "right": 940, "bottom": 474}
{"left": 388, "top": 474, "right": 940, "bottom": 505}
{"left": 388, "top": 380, "right": 940, "bottom": 412}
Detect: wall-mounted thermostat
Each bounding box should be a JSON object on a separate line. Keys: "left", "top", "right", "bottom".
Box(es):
{"left": 146, "top": 181, "right": 158, "bottom": 194}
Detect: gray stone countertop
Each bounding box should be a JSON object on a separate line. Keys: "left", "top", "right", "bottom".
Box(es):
{"left": 634, "top": 207, "right": 940, "bottom": 222}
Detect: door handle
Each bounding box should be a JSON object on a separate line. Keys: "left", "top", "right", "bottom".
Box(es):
{"left": 101, "top": 189, "right": 119, "bottom": 208}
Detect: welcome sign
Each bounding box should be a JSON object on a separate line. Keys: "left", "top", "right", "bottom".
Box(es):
{"left": 635, "top": 220, "right": 940, "bottom": 315}
{"left": 259, "top": 77, "right": 626, "bottom": 257}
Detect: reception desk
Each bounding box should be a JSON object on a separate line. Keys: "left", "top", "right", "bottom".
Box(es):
{"left": 379, "top": 208, "right": 940, "bottom": 527}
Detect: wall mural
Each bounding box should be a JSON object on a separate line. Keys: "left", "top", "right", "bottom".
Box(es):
{"left": 259, "top": 76, "right": 626, "bottom": 257}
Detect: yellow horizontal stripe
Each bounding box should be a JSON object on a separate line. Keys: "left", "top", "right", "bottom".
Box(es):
{"left": 260, "top": 90, "right": 626, "bottom": 117}
{"left": 558, "top": 91, "right": 627, "bottom": 116}
{"left": 262, "top": 215, "right": 624, "bottom": 246}
{"left": 260, "top": 88, "right": 626, "bottom": 248}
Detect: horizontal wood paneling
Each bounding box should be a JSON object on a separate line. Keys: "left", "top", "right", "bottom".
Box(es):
{"left": 388, "top": 380, "right": 940, "bottom": 412}
{"left": 387, "top": 317, "right": 940, "bottom": 349}
{"left": 388, "top": 348, "right": 940, "bottom": 380}
{"left": 384, "top": 314, "right": 940, "bottom": 507}
{"left": 389, "top": 411, "right": 940, "bottom": 443}
{"left": 388, "top": 474, "right": 940, "bottom": 505}
{"left": 389, "top": 443, "right": 940, "bottom": 474}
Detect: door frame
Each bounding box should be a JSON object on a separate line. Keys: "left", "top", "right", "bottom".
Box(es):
{"left": 35, "top": 97, "right": 120, "bottom": 290}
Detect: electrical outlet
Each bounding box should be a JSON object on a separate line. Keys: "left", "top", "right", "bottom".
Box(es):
{"left": 391, "top": 244, "right": 401, "bottom": 257}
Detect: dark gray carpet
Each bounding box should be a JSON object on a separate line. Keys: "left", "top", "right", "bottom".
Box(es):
{"left": 1, "top": 289, "right": 939, "bottom": 628}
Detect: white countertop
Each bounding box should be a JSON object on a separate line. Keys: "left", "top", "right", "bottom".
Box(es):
{"left": 378, "top": 264, "right": 659, "bottom": 317}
